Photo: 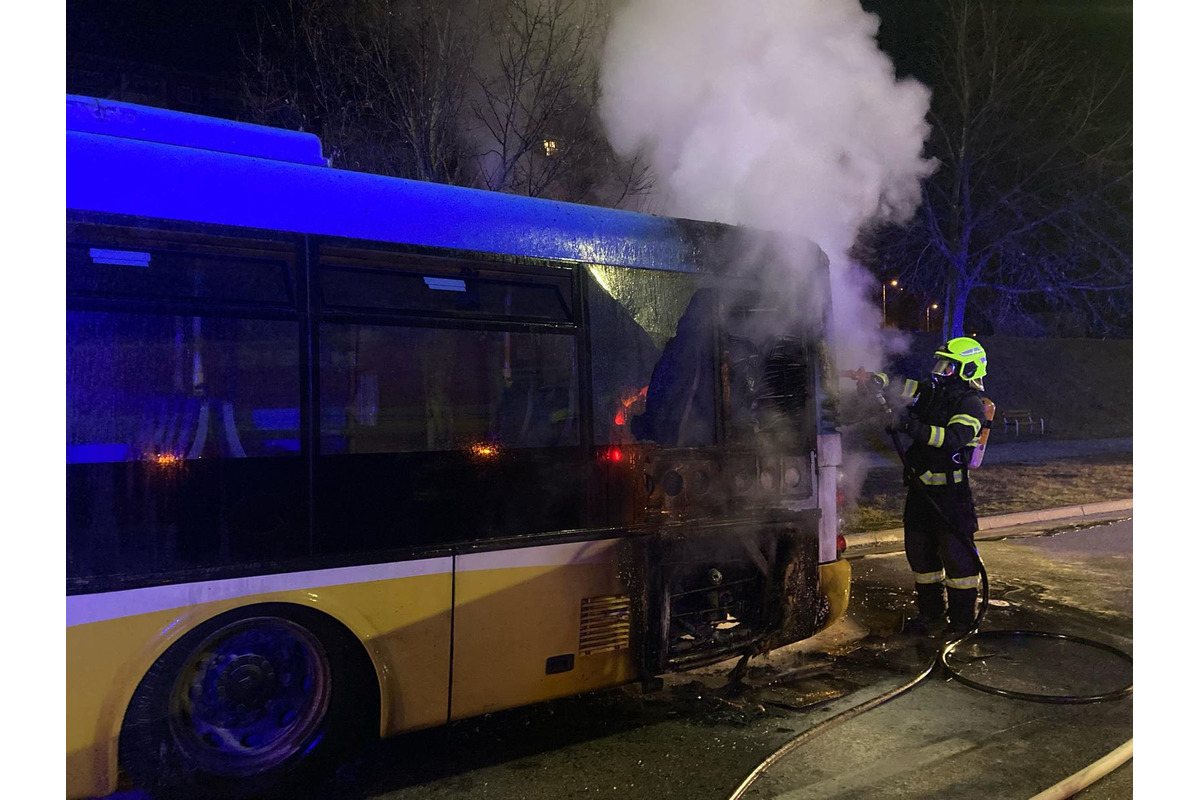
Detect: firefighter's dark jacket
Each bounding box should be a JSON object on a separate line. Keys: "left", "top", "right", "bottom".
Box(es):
{"left": 878, "top": 373, "right": 986, "bottom": 481}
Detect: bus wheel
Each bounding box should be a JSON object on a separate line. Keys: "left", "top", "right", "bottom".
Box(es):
{"left": 121, "top": 604, "right": 372, "bottom": 798}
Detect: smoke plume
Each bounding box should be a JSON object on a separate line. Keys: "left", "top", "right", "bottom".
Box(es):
{"left": 598, "top": 0, "right": 935, "bottom": 371}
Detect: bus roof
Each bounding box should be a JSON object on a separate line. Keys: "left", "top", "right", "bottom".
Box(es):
{"left": 66, "top": 95, "right": 731, "bottom": 272}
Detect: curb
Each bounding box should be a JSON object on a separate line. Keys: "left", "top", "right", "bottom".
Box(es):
{"left": 842, "top": 498, "right": 1133, "bottom": 552}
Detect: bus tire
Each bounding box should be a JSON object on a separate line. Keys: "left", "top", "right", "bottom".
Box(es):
{"left": 119, "top": 603, "right": 376, "bottom": 799}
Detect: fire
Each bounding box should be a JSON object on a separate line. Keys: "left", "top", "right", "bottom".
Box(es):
{"left": 469, "top": 442, "right": 501, "bottom": 460}
{"left": 146, "top": 452, "right": 184, "bottom": 471}
{"left": 613, "top": 386, "right": 649, "bottom": 426}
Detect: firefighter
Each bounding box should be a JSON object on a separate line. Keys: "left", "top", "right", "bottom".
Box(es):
{"left": 868, "top": 337, "right": 989, "bottom": 636}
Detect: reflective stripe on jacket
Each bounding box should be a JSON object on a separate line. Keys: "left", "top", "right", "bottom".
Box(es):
{"left": 896, "top": 378, "right": 987, "bottom": 479}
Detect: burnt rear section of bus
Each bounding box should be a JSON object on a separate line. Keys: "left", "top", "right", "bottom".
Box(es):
{"left": 610, "top": 441, "right": 826, "bottom": 674}
{"left": 623, "top": 509, "right": 825, "bottom": 674}
{"left": 585, "top": 241, "right": 833, "bottom": 674}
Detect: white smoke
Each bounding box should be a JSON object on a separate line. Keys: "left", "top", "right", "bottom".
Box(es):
{"left": 598, "top": 0, "right": 935, "bottom": 371}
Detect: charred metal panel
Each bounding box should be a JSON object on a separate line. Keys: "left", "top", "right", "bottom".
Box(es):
{"left": 624, "top": 509, "right": 822, "bottom": 676}
{"left": 763, "top": 525, "right": 827, "bottom": 649}
{"left": 641, "top": 447, "right": 815, "bottom": 522}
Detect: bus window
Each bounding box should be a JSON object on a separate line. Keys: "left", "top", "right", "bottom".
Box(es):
{"left": 66, "top": 312, "right": 301, "bottom": 462}
{"left": 586, "top": 265, "right": 715, "bottom": 447}
{"left": 320, "top": 266, "right": 573, "bottom": 323}
{"left": 319, "top": 324, "right": 578, "bottom": 454}
{"left": 66, "top": 311, "right": 305, "bottom": 584}
{"left": 67, "top": 243, "right": 294, "bottom": 306}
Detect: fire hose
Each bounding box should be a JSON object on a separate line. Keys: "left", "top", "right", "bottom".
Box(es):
{"left": 725, "top": 383, "right": 1132, "bottom": 800}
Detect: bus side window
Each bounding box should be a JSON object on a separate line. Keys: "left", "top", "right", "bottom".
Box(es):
{"left": 631, "top": 290, "right": 718, "bottom": 448}
{"left": 66, "top": 310, "right": 305, "bottom": 581}
{"left": 66, "top": 311, "right": 301, "bottom": 464}
{"left": 586, "top": 266, "right": 715, "bottom": 447}
{"left": 319, "top": 324, "right": 578, "bottom": 454}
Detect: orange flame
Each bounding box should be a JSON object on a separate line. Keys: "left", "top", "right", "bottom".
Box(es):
{"left": 614, "top": 386, "right": 649, "bottom": 426}
{"left": 469, "top": 442, "right": 501, "bottom": 460}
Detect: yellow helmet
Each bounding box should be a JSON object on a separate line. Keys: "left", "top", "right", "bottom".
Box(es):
{"left": 931, "top": 337, "right": 987, "bottom": 384}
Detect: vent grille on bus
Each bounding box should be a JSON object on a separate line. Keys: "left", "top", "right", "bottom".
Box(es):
{"left": 579, "top": 595, "right": 631, "bottom": 655}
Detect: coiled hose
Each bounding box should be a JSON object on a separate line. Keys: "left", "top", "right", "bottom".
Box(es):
{"left": 725, "top": 427, "right": 1132, "bottom": 800}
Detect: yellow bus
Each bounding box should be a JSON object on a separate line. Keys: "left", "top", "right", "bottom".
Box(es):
{"left": 65, "top": 94, "right": 850, "bottom": 798}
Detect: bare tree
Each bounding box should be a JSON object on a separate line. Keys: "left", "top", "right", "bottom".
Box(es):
{"left": 239, "top": 1, "right": 310, "bottom": 132}
{"left": 341, "top": 0, "right": 480, "bottom": 182}
{"left": 469, "top": 0, "right": 594, "bottom": 196}
{"left": 241, "top": 0, "right": 479, "bottom": 183}
{"left": 858, "top": 0, "right": 1131, "bottom": 337}
{"left": 468, "top": 0, "right": 653, "bottom": 205}
{"left": 240, "top": 0, "right": 653, "bottom": 205}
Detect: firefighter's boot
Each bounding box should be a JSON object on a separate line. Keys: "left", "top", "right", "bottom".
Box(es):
{"left": 904, "top": 583, "right": 947, "bottom": 636}
{"left": 947, "top": 587, "right": 978, "bottom": 635}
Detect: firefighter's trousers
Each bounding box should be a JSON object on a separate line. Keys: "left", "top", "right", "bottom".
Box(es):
{"left": 903, "top": 481, "right": 980, "bottom": 625}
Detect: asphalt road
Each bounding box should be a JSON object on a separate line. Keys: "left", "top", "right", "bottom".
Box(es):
{"left": 275, "top": 517, "right": 1133, "bottom": 800}
{"left": 742, "top": 518, "right": 1134, "bottom": 800}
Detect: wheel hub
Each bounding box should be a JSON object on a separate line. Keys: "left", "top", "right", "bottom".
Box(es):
{"left": 168, "top": 617, "right": 332, "bottom": 776}
{"left": 219, "top": 655, "right": 278, "bottom": 708}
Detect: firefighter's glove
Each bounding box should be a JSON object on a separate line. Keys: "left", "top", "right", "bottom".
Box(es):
{"left": 886, "top": 412, "right": 918, "bottom": 438}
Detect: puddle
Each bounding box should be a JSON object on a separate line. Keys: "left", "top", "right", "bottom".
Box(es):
{"left": 650, "top": 654, "right": 869, "bottom": 729}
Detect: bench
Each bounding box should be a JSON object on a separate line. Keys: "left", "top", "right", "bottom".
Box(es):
{"left": 1000, "top": 408, "right": 1045, "bottom": 436}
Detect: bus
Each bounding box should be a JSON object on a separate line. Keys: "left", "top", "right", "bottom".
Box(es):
{"left": 65, "top": 94, "right": 850, "bottom": 798}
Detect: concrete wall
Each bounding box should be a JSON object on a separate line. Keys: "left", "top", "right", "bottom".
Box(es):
{"left": 885, "top": 334, "right": 1133, "bottom": 439}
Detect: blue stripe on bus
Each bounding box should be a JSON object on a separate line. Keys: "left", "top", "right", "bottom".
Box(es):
{"left": 88, "top": 248, "right": 151, "bottom": 267}
{"left": 252, "top": 408, "right": 301, "bottom": 431}
{"left": 67, "top": 94, "right": 327, "bottom": 167}
{"left": 423, "top": 276, "right": 468, "bottom": 292}
{"left": 67, "top": 443, "right": 131, "bottom": 464}
{"left": 67, "top": 132, "right": 700, "bottom": 272}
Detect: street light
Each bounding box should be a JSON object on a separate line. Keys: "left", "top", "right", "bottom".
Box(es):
{"left": 926, "top": 303, "right": 938, "bottom": 332}
{"left": 882, "top": 279, "right": 899, "bottom": 326}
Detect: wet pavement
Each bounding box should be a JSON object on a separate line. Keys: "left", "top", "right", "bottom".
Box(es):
{"left": 743, "top": 519, "right": 1133, "bottom": 799}
{"left": 281, "top": 518, "right": 1134, "bottom": 800}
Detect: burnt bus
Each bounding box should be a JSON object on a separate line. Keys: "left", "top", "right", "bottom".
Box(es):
{"left": 65, "top": 94, "right": 850, "bottom": 798}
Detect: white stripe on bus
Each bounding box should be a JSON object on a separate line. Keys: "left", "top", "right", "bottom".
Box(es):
{"left": 66, "top": 557, "right": 454, "bottom": 627}
{"left": 456, "top": 539, "right": 618, "bottom": 572}
{"left": 66, "top": 538, "right": 622, "bottom": 627}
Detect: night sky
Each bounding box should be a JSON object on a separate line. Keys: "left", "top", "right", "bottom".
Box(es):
{"left": 67, "top": 0, "right": 1132, "bottom": 87}
{"left": 862, "top": 0, "right": 1131, "bottom": 115}
{"left": 67, "top": 0, "right": 275, "bottom": 74}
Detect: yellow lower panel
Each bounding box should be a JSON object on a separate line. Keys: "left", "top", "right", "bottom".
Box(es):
{"left": 451, "top": 557, "right": 636, "bottom": 719}
{"left": 818, "top": 559, "right": 852, "bottom": 631}
{"left": 66, "top": 571, "right": 451, "bottom": 799}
